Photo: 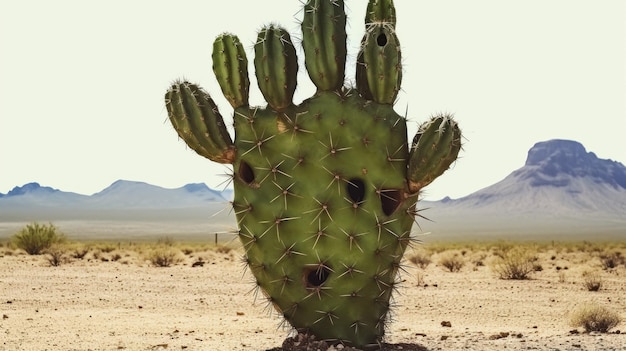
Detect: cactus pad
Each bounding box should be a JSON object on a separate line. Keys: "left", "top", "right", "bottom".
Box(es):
{"left": 164, "top": 0, "right": 461, "bottom": 348}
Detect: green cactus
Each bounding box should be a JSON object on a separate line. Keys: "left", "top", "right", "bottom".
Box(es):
{"left": 164, "top": 0, "right": 461, "bottom": 348}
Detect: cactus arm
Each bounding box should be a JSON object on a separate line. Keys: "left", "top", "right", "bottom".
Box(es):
{"left": 301, "top": 0, "right": 347, "bottom": 91}
{"left": 356, "top": 0, "right": 401, "bottom": 104}
{"left": 212, "top": 34, "right": 249, "bottom": 109}
{"left": 254, "top": 25, "right": 298, "bottom": 111}
{"left": 355, "top": 25, "right": 402, "bottom": 104}
{"left": 365, "top": 0, "right": 397, "bottom": 28}
{"left": 407, "top": 114, "right": 462, "bottom": 193}
{"left": 165, "top": 82, "right": 235, "bottom": 164}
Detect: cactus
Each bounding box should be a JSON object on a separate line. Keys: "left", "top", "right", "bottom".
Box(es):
{"left": 164, "top": 0, "right": 461, "bottom": 349}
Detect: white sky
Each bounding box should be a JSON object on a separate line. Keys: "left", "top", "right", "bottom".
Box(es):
{"left": 1, "top": 0, "right": 625, "bottom": 201}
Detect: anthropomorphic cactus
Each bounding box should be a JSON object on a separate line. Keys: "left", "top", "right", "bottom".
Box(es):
{"left": 164, "top": 0, "right": 461, "bottom": 348}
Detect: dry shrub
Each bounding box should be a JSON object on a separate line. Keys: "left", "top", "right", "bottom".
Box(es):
{"left": 471, "top": 251, "right": 488, "bottom": 267}
{"left": 570, "top": 303, "right": 621, "bottom": 333}
{"left": 599, "top": 251, "right": 625, "bottom": 270}
{"left": 148, "top": 247, "right": 183, "bottom": 267}
{"left": 214, "top": 245, "right": 232, "bottom": 254}
{"left": 438, "top": 252, "right": 464, "bottom": 272}
{"left": 490, "top": 247, "right": 536, "bottom": 280}
{"left": 72, "top": 246, "right": 90, "bottom": 259}
{"left": 45, "top": 244, "right": 68, "bottom": 266}
{"left": 408, "top": 251, "right": 432, "bottom": 269}
{"left": 582, "top": 271, "right": 603, "bottom": 291}
{"left": 12, "top": 222, "right": 66, "bottom": 255}
{"left": 98, "top": 244, "right": 117, "bottom": 253}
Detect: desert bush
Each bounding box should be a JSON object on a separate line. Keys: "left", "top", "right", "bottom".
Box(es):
{"left": 214, "top": 245, "right": 232, "bottom": 254}
{"left": 71, "top": 246, "right": 90, "bottom": 259}
{"left": 471, "top": 252, "right": 488, "bottom": 267}
{"left": 438, "top": 252, "right": 464, "bottom": 272}
{"left": 45, "top": 244, "right": 68, "bottom": 266}
{"left": 599, "top": 251, "right": 624, "bottom": 270}
{"left": 181, "top": 247, "right": 195, "bottom": 256}
{"left": 98, "top": 244, "right": 117, "bottom": 253}
{"left": 12, "top": 222, "right": 66, "bottom": 255}
{"left": 148, "top": 247, "right": 183, "bottom": 267}
{"left": 110, "top": 252, "right": 123, "bottom": 262}
{"left": 490, "top": 247, "right": 536, "bottom": 280}
{"left": 582, "top": 271, "right": 603, "bottom": 291}
{"left": 409, "top": 251, "right": 432, "bottom": 269}
{"left": 570, "top": 303, "right": 621, "bottom": 333}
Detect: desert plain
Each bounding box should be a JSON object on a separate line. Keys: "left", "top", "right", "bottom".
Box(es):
{"left": 1, "top": 234, "right": 625, "bottom": 351}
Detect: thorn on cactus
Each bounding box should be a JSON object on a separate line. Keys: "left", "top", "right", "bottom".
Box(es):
{"left": 303, "top": 220, "right": 332, "bottom": 249}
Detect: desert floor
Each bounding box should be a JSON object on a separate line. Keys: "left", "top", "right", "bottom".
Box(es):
{"left": 1, "top": 241, "right": 625, "bottom": 351}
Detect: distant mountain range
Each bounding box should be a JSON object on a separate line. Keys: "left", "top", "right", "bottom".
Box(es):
{"left": 1, "top": 139, "right": 625, "bottom": 240}
{"left": 0, "top": 180, "right": 232, "bottom": 209}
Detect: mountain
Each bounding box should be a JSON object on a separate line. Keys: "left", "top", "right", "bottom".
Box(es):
{"left": 0, "top": 180, "right": 230, "bottom": 209}
{"left": 1, "top": 140, "right": 625, "bottom": 241}
{"left": 89, "top": 180, "right": 227, "bottom": 208}
{"left": 0, "top": 180, "right": 233, "bottom": 224}
{"left": 0, "top": 180, "right": 236, "bottom": 239}
{"left": 418, "top": 139, "right": 626, "bottom": 240}
{"left": 0, "top": 182, "right": 90, "bottom": 207}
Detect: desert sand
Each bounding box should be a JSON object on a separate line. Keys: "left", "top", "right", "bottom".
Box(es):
{"left": 1, "top": 243, "right": 625, "bottom": 351}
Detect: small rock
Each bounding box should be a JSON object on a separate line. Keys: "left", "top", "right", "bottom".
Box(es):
{"left": 441, "top": 321, "right": 452, "bottom": 327}
{"left": 488, "top": 332, "right": 509, "bottom": 340}
{"left": 440, "top": 335, "right": 449, "bottom": 340}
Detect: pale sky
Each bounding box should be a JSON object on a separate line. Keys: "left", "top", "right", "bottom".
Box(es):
{"left": 1, "top": 0, "right": 625, "bottom": 201}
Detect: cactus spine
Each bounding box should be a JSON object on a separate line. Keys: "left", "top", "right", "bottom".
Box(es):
{"left": 164, "top": 0, "right": 461, "bottom": 348}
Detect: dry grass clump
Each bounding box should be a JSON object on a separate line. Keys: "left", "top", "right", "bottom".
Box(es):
{"left": 599, "top": 251, "right": 625, "bottom": 270}
{"left": 147, "top": 247, "right": 184, "bottom": 267}
{"left": 71, "top": 245, "right": 90, "bottom": 259}
{"left": 581, "top": 271, "right": 603, "bottom": 291}
{"left": 438, "top": 251, "right": 464, "bottom": 272}
{"left": 408, "top": 250, "right": 432, "bottom": 269}
{"left": 570, "top": 302, "right": 622, "bottom": 333}
{"left": 44, "top": 244, "right": 69, "bottom": 266}
{"left": 490, "top": 247, "right": 537, "bottom": 280}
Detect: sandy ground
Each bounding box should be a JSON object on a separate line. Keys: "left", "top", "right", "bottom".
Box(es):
{"left": 1, "top": 246, "right": 625, "bottom": 351}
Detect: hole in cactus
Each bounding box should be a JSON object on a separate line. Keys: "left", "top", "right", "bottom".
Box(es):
{"left": 303, "top": 265, "right": 331, "bottom": 289}
{"left": 238, "top": 161, "right": 255, "bottom": 184}
{"left": 376, "top": 33, "right": 387, "bottom": 46}
{"left": 380, "top": 188, "right": 403, "bottom": 216}
{"left": 347, "top": 178, "right": 366, "bottom": 204}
